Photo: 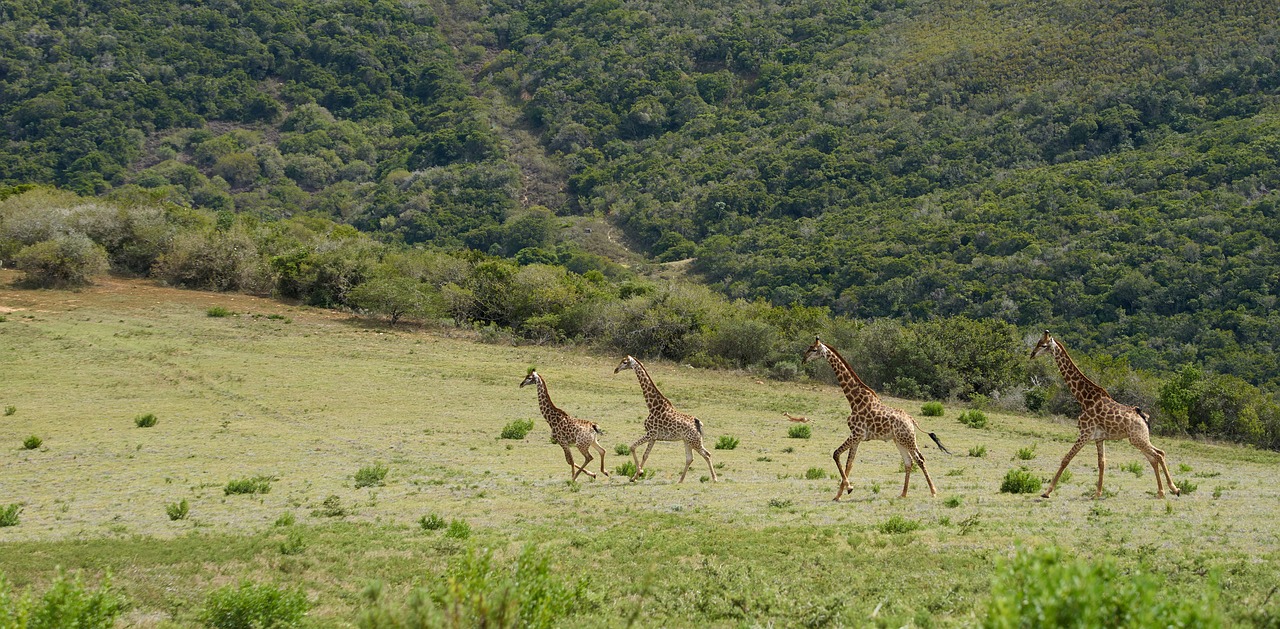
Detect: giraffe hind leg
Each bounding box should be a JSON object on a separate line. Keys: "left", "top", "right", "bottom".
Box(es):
{"left": 562, "top": 446, "right": 584, "bottom": 481}
{"left": 697, "top": 442, "right": 716, "bottom": 482}
{"left": 594, "top": 442, "right": 609, "bottom": 477}
{"left": 896, "top": 443, "right": 913, "bottom": 498}
{"left": 831, "top": 436, "right": 856, "bottom": 501}
{"left": 678, "top": 443, "right": 694, "bottom": 483}
{"left": 1094, "top": 441, "right": 1106, "bottom": 499}
{"left": 914, "top": 449, "right": 937, "bottom": 497}
{"left": 577, "top": 444, "right": 597, "bottom": 480}
{"left": 634, "top": 437, "right": 657, "bottom": 481}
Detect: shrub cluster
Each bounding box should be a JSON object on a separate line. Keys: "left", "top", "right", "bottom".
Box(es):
{"left": 224, "top": 475, "right": 274, "bottom": 496}
{"left": 921, "top": 402, "right": 945, "bottom": 417}
{"left": 958, "top": 410, "right": 989, "bottom": 429}
{"left": 1000, "top": 468, "right": 1043, "bottom": 494}
{"left": 787, "top": 425, "right": 812, "bottom": 439}
{"left": 714, "top": 436, "right": 739, "bottom": 450}
{"left": 353, "top": 463, "right": 389, "bottom": 488}
{"left": 500, "top": 419, "right": 535, "bottom": 440}
{"left": 199, "top": 580, "right": 309, "bottom": 629}
{"left": 0, "top": 570, "right": 122, "bottom": 628}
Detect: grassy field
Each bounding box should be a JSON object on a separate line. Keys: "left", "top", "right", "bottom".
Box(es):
{"left": 1, "top": 270, "right": 1279, "bottom": 627}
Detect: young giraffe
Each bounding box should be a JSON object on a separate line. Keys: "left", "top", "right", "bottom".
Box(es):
{"left": 803, "top": 337, "right": 950, "bottom": 500}
{"left": 1031, "top": 331, "right": 1179, "bottom": 499}
{"left": 520, "top": 369, "right": 609, "bottom": 481}
{"left": 614, "top": 355, "right": 717, "bottom": 483}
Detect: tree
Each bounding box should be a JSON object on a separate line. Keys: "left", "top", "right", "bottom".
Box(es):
{"left": 14, "top": 233, "right": 110, "bottom": 288}
{"left": 347, "top": 276, "right": 442, "bottom": 325}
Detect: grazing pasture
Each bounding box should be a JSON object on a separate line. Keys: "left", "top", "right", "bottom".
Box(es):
{"left": 1, "top": 272, "right": 1278, "bottom": 626}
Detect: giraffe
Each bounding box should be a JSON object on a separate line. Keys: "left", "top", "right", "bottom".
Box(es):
{"left": 802, "top": 337, "right": 950, "bottom": 500}
{"left": 520, "top": 369, "right": 609, "bottom": 481}
{"left": 614, "top": 355, "right": 716, "bottom": 483}
{"left": 1031, "top": 330, "right": 1179, "bottom": 499}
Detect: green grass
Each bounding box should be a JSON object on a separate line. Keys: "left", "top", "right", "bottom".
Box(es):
{"left": 224, "top": 475, "right": 273, "bottom": 496}
{"left": 353, "top": 462, "right": 389, "bottom": 488}
{"left": 206, "top": 306, "right": 231, "bottom": 318}
{"left": 1, "top": 276, "right": 1278, "bottom": 626}
{"left": 134, "top": 412, "right": 157, "bottom": 428}
{"left": 0, "top": 504, "right": 20, "bottom": 527}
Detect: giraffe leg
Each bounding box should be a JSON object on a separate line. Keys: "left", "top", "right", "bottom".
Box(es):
{"left": 635, "top": 438, "right": 657, "bottom": 481}
{"left": 913, "top": 449, "right": 938, "bottom": 497}
{"left": 1093, "top": 441, "right": 1106, "bottom": 499}
{"left": 896, "top": 443, "right": 913, "bottom": 498}
{"left": 1042, "top": 437, "right": 1088, "bottom": 498}
{"left": 630, "top": 435, "right": 652, "bottom": 481}
{"left": 1156, "top": 447, "right": 1180, "bottom": 496}
{"left": 678, "top": 442, "right": 694, "bottom": 483}
{"left": 594, "top": 442, "right": 610, "bottom": 477}
{"left": 563, "top": 446, "right": 583, "bottom": 481}
{"left": 831, "top": 436, "right": 859, "bottom": 501}
{"left": 1133, "top": 439, "right": 1175, "bottom": 498}
{"left": 697, "top": 443, "right": 716, "bottom": 482}
{"left": 577, "top": 444, "right": 597, "bottom": 480}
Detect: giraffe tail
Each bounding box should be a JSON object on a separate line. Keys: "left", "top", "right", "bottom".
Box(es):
{"left": 927, "top": 432, "right": 953, "bottom": 455}
{"left": 694, "top": 417, "right": 704, "bottom": 435}
{"left": 592, "top": 423, "right": 604, "bottom": 435}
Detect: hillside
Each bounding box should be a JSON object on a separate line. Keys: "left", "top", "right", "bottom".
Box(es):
{"left": 1, "top": 273, "right": 1278, "bottom": 625}
{"left": 1, "top": 0, "right": 1278, "bottom": 388}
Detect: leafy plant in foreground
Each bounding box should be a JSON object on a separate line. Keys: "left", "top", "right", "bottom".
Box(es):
{"left": 199, "top": 580, "right": 309, "bottom": 629}
{"left": 0, "top": 570, "right": 122, "bottom": 629}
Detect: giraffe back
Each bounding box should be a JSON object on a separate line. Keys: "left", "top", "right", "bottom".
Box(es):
{"left": 1080, "top": 398, "right": 1150, "bottom": 442}
{"left": 848, "top": 402, "right": 917, "bottom": 443}
{"left": 647, "top": 409, "right": 704, "bottom": 444}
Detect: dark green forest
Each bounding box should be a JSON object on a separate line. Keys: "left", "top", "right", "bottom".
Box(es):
{"left": 2, "top": 0, "right": 1279, "bottom": 446}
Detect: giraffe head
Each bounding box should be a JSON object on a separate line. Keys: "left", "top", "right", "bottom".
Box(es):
{"left": 613, "top": 355, "right": 639, "bottom": 374}
{"left": 802, "top": 336, "right": 829, "bottom": 363}
{"left": 519, "top": 367, "right": 541, "bottom": 388}
{"left": 1030, "top": 330, "right": 1056, "bottom": 359}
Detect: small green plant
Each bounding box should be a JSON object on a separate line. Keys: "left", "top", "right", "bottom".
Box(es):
{"left": 224, "top": 475, "right": 273, "bottom": 495}
{"left": 878, "top": 515, "right": 922, "bottom": 534}
{"left": 613, "top": 461, "right": 652, "bottom": 479}
{"left": 501, "top": 418, "right": 535, "bottom": 439}
{"left": 1015, "top": 444, "right": 1036, "bottom": 460}
{"left": 206, "top": 306, "right": 231, "bottom": 317}
{"left": 274, "top": 513, "right": 296, "bottom": 527}
{"left": 1059, "top": 469, "right": 1073, "bottom": 484}
{"left": 420, "top": 513, "right": 446, "bottom": 530}
{"left": 768, "top": 498, "right": 793, "bottom": 509}
{"left": 445, "top": 519, "right": 471, "bottom": 539}
{"left": 757, "top": 456, "right": 773, "bottom": 462}
{"left": 944, "top": 496, "right": 962, "bottom": 508}
{"left": 0, "top": 503, "right": 21, "bottom": 527}
{"left": 1178, "top": 463, "right": 1193, "bottom": 473}
{"left": 871, "top": 482, "right": 881, "bottom": 494}
{"left": 1000, "top": 467, "right": 1043, "bottom": 494}
{"left": 134, "top": 412, "right": 158, "bottom": 428}
{"left": 945, "top": 468, "right": 965, "bottom": 476}
{"left": 0, "top": 570, "right": 122, "bottom": 627}
{"left": 805, "top": 467, "right": 827, "bottom": 480}
{"left": 166, "top": 499, "right": 189, "bottom": 521}
{"left": 3, "top": 405, "right": 14, "bottom": 416}
{"left": 788, "top": 424, "right": 812, "bottom": 439}
{"left": 714, "top": 435, "right": 739, "bottom": 450}
{"left": 278, "top": 530, "right": 307, "bottom": 555}
{"left": 1212, "top": 485, "right": 1225, "bottom": 499}
{"left": 354, "top": 462, "right": 389, "bottom": 488}
{"left": 22, "top": 434, "right": 42, "bottom": 450}
{"left": 1175, "top": 479, "right": 1197, "bottom": 494}
{"left": 614, "top": 443, "right": 630, "bottom": 456}
{"left": 782, "top": 446, "right": 795, "bottom": 453}
{"left": 968, "top": 445, "right": 987, "bottom": 457}
{"left": 199, "top": 580, "right": 309, "bottom": 629}
{"left": 921, "top": 401, "right": 944, "bottom": 416}
{"left": 958, "top": 410, "right": 988, "bottom": 429}
{"left": 313, "top": 495, "right": 347, "bottom": 517}
{"left": 1120, "top": 461, "right": 1144, "bottom": 477}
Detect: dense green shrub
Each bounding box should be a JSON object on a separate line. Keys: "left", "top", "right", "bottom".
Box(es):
{"left": 959, "top": 410, "right": 989, "bottom": 429}
{"left": 805, "top": 467, "right": 827, "bottom": 480}
{"left": 0, "top": 570, "right": 122, "bottom": 629}
{"left": 207, "top": 307, "right": 230, "bottom": 318}
{"left": 354, "top": 463, "right": 389, "bottom": 488}
{"left": 13, "top": 234, "right": 109, "bottom": 288}
{"left": 165, "top": 499, "right": 188, "bottom": 521}
{"left": 134, "top": 413, "right": 157, "bottom": 428}
{"left": 1000, "top": 468, "right": 1043, "bottom": 494}
{"left": 224, "top": 475, "right": 274, "bottom": 496}
{"left": 969, "top": 445, "right": 988, "bottom": 458}
{"left": 788, "top": 425, "right": 812, "bottom": 439}
{"left": 199, "top": 580, "right": 309, "bottom": 629}
{"left": 878, "top": 515, "right": 922, "bottom": 534}
{"left": 982, "top": 546, "right": 1220, "bottom": 627}
{"left": 501, "top": 419, "right": 535, "bottom": 440}
{"left": 21, "top": 435, "right": 41, "bottom": 450}
{"left": 921, "top": 402, "right": 945, "bottom": 417}
{"left": 714, "top": 436, "right": 739, "bottom": 450}
{"left": 419, "top": 514, "right": 446, "bottom": 531}
{"left": 0, "top": 504, "right": 20, "bottom": 527}
{"left": 1015, "top": 445, "right": 1036, "bottom": 460}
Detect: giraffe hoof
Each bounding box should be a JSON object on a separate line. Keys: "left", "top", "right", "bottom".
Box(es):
{"left": 1039, "top": 492, "right": 1051, "bottom": 499}
{"left": 1156, "top": 492, "right": 1165, "bottom": 499}
{"left": 1172, "top": 488, "right": 1181, "bottom": 496}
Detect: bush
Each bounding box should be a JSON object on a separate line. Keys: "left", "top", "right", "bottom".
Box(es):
{"left": 921, "top": 402, "right": 945, "bottom": 416}
{"left": 354, "top": 463, "right": 389, "bottom": 488}
{"left": 357, "top": 546, "right": 588, "bottom": 629}
{"left": 788, "top": 424, "right": 812, "bottom": 439}
{"left": 347, "top": 276, "right": 442, "bottom": 325}
{"left": 207, "top": 306, "right": 231, "bottom": 317}
{"left": 614, "top": 443, "right": 630, "bottom": 456}
{"left": 313, "top": 495, "right": 347, "bottom": 517}
{"left": 199, "top": 580, "right": 309, "bottom": 629}
{"left": 166, "top": 499, "right": 189, "bottom": 521}
{"left": 968, "top": 445, "right": 988, "bottom": 457}
{"left": 445, "top": 519, "right": 471, "bottom": 539}
{"left": 1000, "top": 468, "right": 1043, "bottom": 494}
{"left": 0, "top": 504, "right": 20, "bottom": 527}
{"left": 419, "top": 514, "right": 446, "bottom": 530}
{"left": 1015, "top": 445, "right": 1036, "bottom": 460}
{"left": 4, "top": 406, "right": 15, "bottom": 416}
{"left": 944, "top": 496, "right": 962, "bottom": 508}
{"left": 1175, "top": 479, "right": 1198, "bottom": 494}
{"left": 958, "top": 410, "right": 988, "bottom": 428}
{"left": 134, "top": 413, "right": 157, "bottom": 428}
{"left": 22, "top": 435, "right": 42, "bottom": 450}
{"left": 14, "top": 233, "right": 110, "bottom": 288}
{"left": 0, "top": 570, "right": 122, "bottom": 629}
{"left": 501, "top": 419, "right": 535, "bottom": 440}
{"left": 878, "top": 515, "right": 922, "bottom": 534}
{"left": 1121, "top": 461, "right": 1144, "bottom": 477}
{"left": 224, "top": 475, "right": 273, "bottom": 495}
{"left": 805, "top": 467, "right": 827, "bottom": 480}
{"left": 278, "top": 531, "right": 306, "bottom": 556}
{"left": 715, "top": 435, "right": 739, "bottom": 450}
{"left": 982, "top": 546, "right": 1220, "bottom": 627}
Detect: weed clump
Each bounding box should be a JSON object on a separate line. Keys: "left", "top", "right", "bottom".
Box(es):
{"left": 420, "top": 514, "right": 446, "bottom": 531}
{"left": 714, "top": 435, "right": 739, "bottom": 450}
{"left": 165, "top": 499, "right": 189, "bottom": 521}
{"left": 354, "top": 462, "right": 389, "bottom": 488}
{"left": 0, "top": 570, "right": 122, "bottom": 628}
{"left": 958, "top": 410, "right": 988, "bottom": 429}
{"left": 134, "top": 413, "right": 158, "bottom": 428}
{"left": 614, "top": 443, "right": 630, "bottom": 456}
{"left": 501, "top": 419, "right": 535, "bottom": 440}
{"left": 1000, "top": 468, "right": 1043, "bottom": 494}
{"left": 968, "top": 445, "right": 988, "bottom": 458}
{"left": 788, "top": 424, "right": 812, "bottom": 439}
{"left": 768, "top": 498, "right": 793, "bottom": 509}
{"left": 445, "top": 519, "right": 471, "bottom": 539}
{"left": 1015, "top": 445, "right": 1036, "bottom": 460}
{"left": 878, "top": 515, "right": 922, "bottom": 534}
{"left": 944, "top": 496, "right": 962, "bottom": 508}
{"left": 278, "top": 531, "right": 306, "bottom": 556}
{"left": 3, "top": 405, "right": 14, "bottom": 416}
{"left": 0, "top": 504, "right": 21, "bottom": 527}
{"left": 921, "top": 402, "right": 944, "bottom": 416}
{"left": 273, "top": 513, "right": 296, "bottom": 527}
{"left": 199, "top": 580, "right": 309, "bottom": 629}
{"left": 312, "top": 495, "right": 347, "bottom": 517}
{"left": 805, "top": 467, "right": 827, "bottom": 480}
{"left": 1121, "top": 461, "right": 1144, "bottom": 477}
{"left": 982, "top": 546, "right": 1221, "bottom": 627}
{"left": 206, "top": 306, "right": 231, "bottom": 317}
{"left": 224, "top": 475, "right": 274, "bottom": 495}
{"left": 1175, "top": 479, "right": 1197, "bottom": 494}
{"left": 21, "top": 435, "right": 42, "bottom": 450}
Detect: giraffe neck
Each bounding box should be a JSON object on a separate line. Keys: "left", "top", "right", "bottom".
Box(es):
{"left": 631, "top": 361, "right": 675, "bottom": 414}
{"left": 535, "top": 379, "right": 569, "bottom": 423}
{"left": 1050, "top": 341, "right": 1112, "bottom": 408}
{"left": 822, "top": 345, "right": 878, "bottom": 409}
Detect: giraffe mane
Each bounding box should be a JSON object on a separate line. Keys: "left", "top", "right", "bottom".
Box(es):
{"left": 1053, "top": 338, "right": 1113, "bottom": 401}
{"left": 824, "top": 343, "right": 878, "bottom": 397}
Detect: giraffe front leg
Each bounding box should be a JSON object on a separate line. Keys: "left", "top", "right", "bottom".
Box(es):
{"left": 1157, "top": 448, "right": 1180, "bottom": 496}
{"left": 831, "top": 436, "right": 856, "bottom": 501}
{"left": 1094, "top": 441, "right": 1106, "bottom": 499}
{"left": 630, "top": 435, "right": 651, "bottom": 482}
{"left": 563, "top": 446, "right": 583, "bottom": 481}
{"left": 1042, "top": 438, "right": 1088, "bottom": 498}
{"left": 635, "top": 438, "right": 657, "bottom": 481}
{"left": 1135, "top": 441, "right": 1175, "bottom": 498}
{"left": 897, "top": 444, "right": 913, "bottom": 498}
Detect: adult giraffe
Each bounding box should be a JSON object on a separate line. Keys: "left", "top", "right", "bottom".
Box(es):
{"left": 615, "top": 355, "right": 716, "bottom": 483}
